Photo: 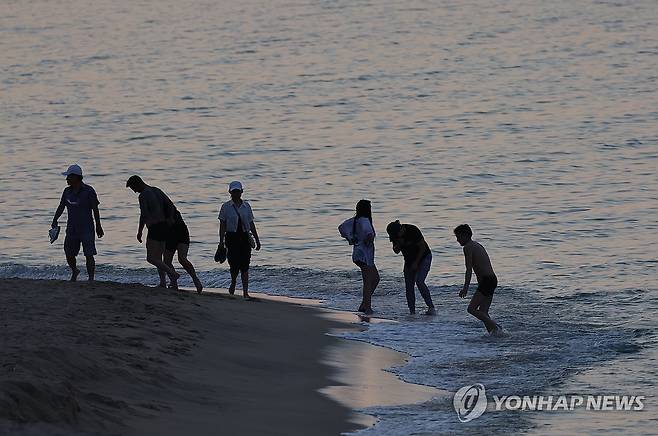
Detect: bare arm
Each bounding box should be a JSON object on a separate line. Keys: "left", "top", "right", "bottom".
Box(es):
{"left": 52, "top": 194, "right": 65, "bottom": 227}
{"left": 392, "top": 241, "right": 401, "bottom": 254}
{"left": 52, "top": 204, "right": 65, "bottom": 227}
{"left": 93, "top": 205, "right": 104, "bottom": 238}
{"left": 460, "top": 245, "right": 473, "bottom": 298}
{"left": 219, "top": 220, "right": 226, "bottom": 246}
{"left": 249, "top": 221, "right": 261, "bottom": 250}
{"left": 137, "top": 215, "right": 145, "bottom": 243}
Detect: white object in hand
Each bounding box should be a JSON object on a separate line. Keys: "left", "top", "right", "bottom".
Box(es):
{"left": 49, "top": 226, "right": 61, "bottom": 244}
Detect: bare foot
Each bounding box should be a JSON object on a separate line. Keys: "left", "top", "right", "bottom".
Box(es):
{"left": 490, "top": 323, "right": 504, "bottom": 336}
{"left": 167, "top": 271, "right": 180, "bottom": 290}
{"left": 228, "top": 283, "right": 236, "bottom": 295}
{"left": 158, "top": 282, "right": 167, "bottom": 288}
{"left": 194, "top": 279, "right": 203, "bottom": 294}
{"left": 424, "top": 307, "right": 436, "bottom": 316}
{"left": 70, "top": 268, "right": 80, "bottom": 282}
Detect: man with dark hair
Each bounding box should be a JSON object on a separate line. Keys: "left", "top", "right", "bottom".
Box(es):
{"left": 52, "top": 164, "right": 104, "bottom": 281}
{"left": 386, "top": 220, "right": 436, "bottom": 315}
{"left": 126, "top": 175, "right": 180, "bottom": 288}
{"left": 454, "top": 224, "right": 501, "bottom": 334}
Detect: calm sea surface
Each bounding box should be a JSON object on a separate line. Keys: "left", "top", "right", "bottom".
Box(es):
{"left": 1, "top": 0, "right": 657, "bottom": 433}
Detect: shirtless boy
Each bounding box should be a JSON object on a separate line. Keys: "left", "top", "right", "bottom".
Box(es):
{"left": 454, "top": 224, "right": 501, "bottom": 333}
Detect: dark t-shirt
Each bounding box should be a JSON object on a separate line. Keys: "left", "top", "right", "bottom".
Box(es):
{"left": 59, "top": 183, "right": 99, "bottom": 235}
{"left": 399, "top": 224, "right": 431, "bottom": 264}
{"left": 139, "top": 186, "right": 176, "bottom": 226}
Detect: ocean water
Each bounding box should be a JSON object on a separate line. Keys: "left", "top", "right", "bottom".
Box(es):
{"left": 1, "top": 0, "right": 657, "bottom": 433}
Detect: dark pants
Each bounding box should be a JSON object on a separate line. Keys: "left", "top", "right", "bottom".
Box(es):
{"left": 404, "top": 253, "right": 434, "bottom": 313}
{"left": 226, "top": 231, "right": 251, "bottom": 274}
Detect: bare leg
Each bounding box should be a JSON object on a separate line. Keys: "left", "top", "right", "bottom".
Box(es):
{"left": 477, "top": 293, "right": 500, "bottom": 330}
{"left": 358, "top": 266, "right": 369, "bottom": 312}
{"left": 66, "top": 255, "right": 80, "bottom": 282}
{"left": 479, "top": 293, "right": 493, "bottom": 315}
{"left": 163, "top": 249, "right": 178, "bottom": 289}
{"left": 467, "top": 292, "right": 497, "bottom": 332}
{"left": 146, "top": 239, "right": 179, "bottom": 286}
{"left": 228, "top": 270, "right": 238, "bottom": 295}
{"left": 404, "top": 267, "right": 416, "bottom": 314}
{"left": 362, "top": 265, "right": 379, "bottom": 313}
{"left": 241, "top": 270, "right": 250, "bottom": 299}
{"left": 370, "top": 266, "right": 380, "bottom": 297}
{"left": 85, "top": 255, "right": 95, "bottom": 281}
{"left": 177, "top": 244, "right": 203, "bottom": 293}
{"left": 157, "top": 268, "right": 167, "bottom": 288}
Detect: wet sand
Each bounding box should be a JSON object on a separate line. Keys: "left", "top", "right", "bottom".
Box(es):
{"left": 0, "top": 279, "right": 440, "bottom": 435}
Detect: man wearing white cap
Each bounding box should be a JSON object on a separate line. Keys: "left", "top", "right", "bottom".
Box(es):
{"left": 218, "top": 181, "right": 261, "bottom": 299}
{"left": 51, "top": 164, "right": 104, "bottom": 281}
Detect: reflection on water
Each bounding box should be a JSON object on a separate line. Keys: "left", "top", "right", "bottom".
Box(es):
{"left": 1, "top": 0, "right": 656, "bottom": 295}
{"left": 320, "top": 339, "right": 444, "bottom": 409}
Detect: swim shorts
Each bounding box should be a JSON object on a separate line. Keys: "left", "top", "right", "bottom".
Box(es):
{"left": 476, "top": 275, "right": 498, "bottom": 297}
{"left": 165, "top": 216, "right": 190, "bottom": 251}
{"left": 147, "top": 222, "right": 169, "bottom": 242}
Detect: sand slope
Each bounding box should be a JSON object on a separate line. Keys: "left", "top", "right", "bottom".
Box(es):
{"left": 0, "top": 279, "right": 360, "bottom": 435}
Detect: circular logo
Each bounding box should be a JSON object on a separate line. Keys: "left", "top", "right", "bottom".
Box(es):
{"left": 454, "top": 384, "right": 487, "bottom": 422}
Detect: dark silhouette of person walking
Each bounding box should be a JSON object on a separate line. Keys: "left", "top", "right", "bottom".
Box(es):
{"left": 51, "top": 164, "right": 104, "bottom": 281}
{"left": 218, "top": 181, "right": 261, "bottom": 300}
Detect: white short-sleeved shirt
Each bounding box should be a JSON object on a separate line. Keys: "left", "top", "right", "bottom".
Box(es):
{"left": 352, "top": 217, "right": 376, "bottom": 266}
{"left": 218, "top": 200, "right": 254, "bottom": 233}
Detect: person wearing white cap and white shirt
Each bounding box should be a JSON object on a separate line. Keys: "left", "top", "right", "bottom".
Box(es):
{"left": 218, "top": 181, "right": 261, "bottom": 300}
{"left": 51, "top": 164, "right": 104, "bottom": 281}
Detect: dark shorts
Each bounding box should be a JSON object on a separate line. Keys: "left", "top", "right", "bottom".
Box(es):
{"left": 476, "top": 275, "right": 498, "bottom": 297}
{"left": 165, "top": 218, "right": 190, "bottom": 251}
{"left": 147, "top": 222, "right": 169, "bottom": 242}
{"left": 64, "top": 231, "right": 96, "bottom": 257}
{"left": 226, "top": 232, "right": 251, "bottom": 274}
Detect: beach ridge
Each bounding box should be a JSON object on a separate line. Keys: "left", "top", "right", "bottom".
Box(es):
{"left": 0, "top": 278, "right": 363, "bottom": 435}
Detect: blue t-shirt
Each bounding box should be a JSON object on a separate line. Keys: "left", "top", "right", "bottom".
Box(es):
{"left": 59, "top": 183, "right": 99, "bottom": 235}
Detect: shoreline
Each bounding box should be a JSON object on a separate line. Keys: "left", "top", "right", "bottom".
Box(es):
{"left": 1, "top": 279, "right": 440, "bottom": 435}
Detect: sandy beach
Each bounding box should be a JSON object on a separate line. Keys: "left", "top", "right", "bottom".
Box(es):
{"left": 0, "top": 279, "right": 372, "bottom": 435}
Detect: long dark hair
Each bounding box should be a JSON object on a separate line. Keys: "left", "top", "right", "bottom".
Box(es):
{"left": 352, "top": 199, "right": 373, "bottom": 242}
{"left": 355, "top": 199, "right": 372, "bottom": 222}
